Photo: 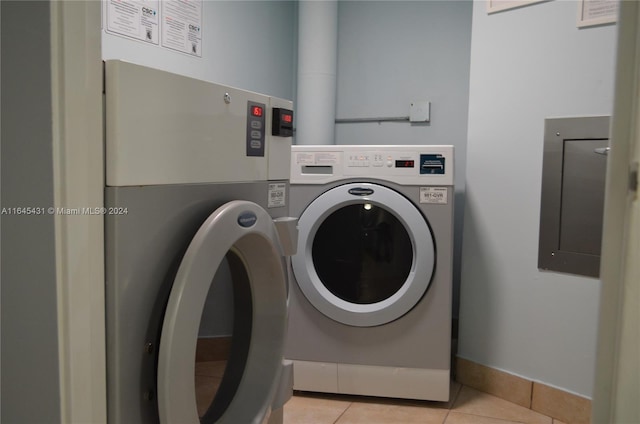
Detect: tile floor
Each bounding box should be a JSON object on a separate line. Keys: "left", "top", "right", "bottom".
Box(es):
{"left": 195, "top": 361, "right": 226, "bottom": 417}
{"left": 283, "top": 382, "right": 567, "bottom": 424}
{"left": 195, "top": 361, "right": 566, "bottom": 424}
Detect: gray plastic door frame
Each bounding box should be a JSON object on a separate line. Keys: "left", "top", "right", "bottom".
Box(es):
{"left": 157, "top": 200, "right": 288, "bottom": 424}
{"left": 291, "top": 182, "right": 435, "bottom": 327}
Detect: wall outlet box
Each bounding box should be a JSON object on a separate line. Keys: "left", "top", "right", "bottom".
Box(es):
{"left": 410, "top": 101, "right": 431, "bottom": 123}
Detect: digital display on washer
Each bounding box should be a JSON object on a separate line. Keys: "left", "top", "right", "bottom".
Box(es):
{"left": 395, "top": 160, "right": 415, "bottom": 168}
{"left": 251, "top": 105, "right": 264, "bottom": 117}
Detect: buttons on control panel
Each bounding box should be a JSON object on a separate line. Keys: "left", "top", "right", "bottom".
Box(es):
{"left": 246, "top": 101, "right": 266, "bottom": 157}
{"left": 343, "top": 151, "right": 447, "bottom": 176}
{"left": 347, "top": 153, "right": 388, "bottom": 168}
{"left": 347, "top": 154, "right": 369, "bottom": 167}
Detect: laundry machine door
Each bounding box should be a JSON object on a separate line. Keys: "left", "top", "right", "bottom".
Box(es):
{"left": 292, "top": 182, "right": 435, "bottom": 327}
{"left": 157, "top": 200, "right": 287, "bottom": 424}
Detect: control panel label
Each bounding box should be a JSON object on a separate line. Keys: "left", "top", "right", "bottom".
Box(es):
{"left": 295, "top": 152, "right": 340, "bottom": 165}
{"left": 420, "top": 187, "right": 448, "bottom": 204}
{"left": 268, "top": 183, "right": 286, "bottom": 208}
{"left": 295, "top": 153, "right": 316, "bottom": 165}
{"left": 314, "top": 152, "right": 340, "bottom": 165}
{"left": 246, "top": 101, "right": 266, "bottom": 157}
{"left": 420, "top": 154, "right": 445, "bottom": 175}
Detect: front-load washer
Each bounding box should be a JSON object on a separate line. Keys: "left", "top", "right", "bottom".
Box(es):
{"left": 285, "top": 145, "right": 454, "bottom": 401}
{"left": 104, "top": 61, "right": 297, "bottom": 424}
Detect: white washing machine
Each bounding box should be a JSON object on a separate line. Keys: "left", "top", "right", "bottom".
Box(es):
{"left": 104, "top": 61, "right": 297, "bottom": 424}
{"left": 285, "top": 145, "right": 454, "bottom": 401}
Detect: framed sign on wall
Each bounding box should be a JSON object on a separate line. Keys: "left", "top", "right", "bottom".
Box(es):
{"left": 486, "top": 0, "right": 545, "bottom": 14}
{"left": 577, "top": 0, "right": 618, "bottom": 27}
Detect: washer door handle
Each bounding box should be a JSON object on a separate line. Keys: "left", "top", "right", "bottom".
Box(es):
{"left": 348, "top": 187, "right": 375, "bottom": 196}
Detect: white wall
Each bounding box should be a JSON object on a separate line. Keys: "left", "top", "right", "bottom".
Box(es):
{"left": 102, "top": 1, "right": 297, "bottom": 100}
{"left": 335, "top": 0, "right": 473, "bottom": 317}
{"left": 459, "top": 0, "right": 617, "bottom": 397}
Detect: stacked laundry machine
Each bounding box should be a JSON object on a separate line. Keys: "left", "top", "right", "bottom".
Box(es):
{"left": 285, "top": 145, "right": 454, "bottom": 401}
{"left": 104, "top": 61, "right": 296, "bottom": 424}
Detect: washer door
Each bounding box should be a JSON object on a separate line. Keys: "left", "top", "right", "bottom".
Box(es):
{"left": 292, "top": 183, "right": 435, "bottom": 327}
{"left": 157, "top": 200, "right": 287, "bottom": 424}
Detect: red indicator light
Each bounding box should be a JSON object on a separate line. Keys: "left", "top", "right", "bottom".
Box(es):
{"left": 282, "top": 114, "right": 292, "bottom": 123}
{"left": 252, "top": 106, "right": 263, "bottom": 117}
{"left": 395, "top": 160, "right": 415, "bottom": 168}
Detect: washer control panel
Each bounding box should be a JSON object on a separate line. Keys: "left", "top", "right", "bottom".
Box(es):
{"left": 346, "top": 152, "right": 446, "bottom": 174}
{"left": 291, "top": 145, "right": 453, "bottom": 186}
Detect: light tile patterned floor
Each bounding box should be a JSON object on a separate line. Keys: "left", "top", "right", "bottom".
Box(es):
{"left": 194, "top": 361, "right": 564, "bottom": 423}
{"left": 195, "top": 360, "right": 226, "bottom": 416}
{"left": 284, "top": 382, "right": 563, "bottom": 424}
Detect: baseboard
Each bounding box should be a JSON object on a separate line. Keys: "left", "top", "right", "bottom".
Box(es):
{"left": 196, "top": 336, "right": 232, "bottom": 362}
{"left": 456, "top": 357, "right": 592, "bottom": 424}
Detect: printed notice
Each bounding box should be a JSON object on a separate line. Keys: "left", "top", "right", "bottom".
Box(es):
{"left": 315, "top": 152, "right": 340, "bottom": 165}
{"left": 161, "top": 0, "right": 203, "bottom": 57}
{"left": 420, "top": 187, "right": 448, "bottom": 205}
{"left": 295, "top": 153, "right": 317, "bottom": 165}
{"left": 106, "top": 0, "right": 159, "bottom": 44}
{"left": 268, "top": 183, "right": 287, "bottom": 208}
{"left": 578, "top": 0, "right": 618, "bottom": 27}
{"left": 295, "top": 152, "right": 340, "bottom": 165}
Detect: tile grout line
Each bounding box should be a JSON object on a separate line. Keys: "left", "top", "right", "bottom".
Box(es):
{"left": 529, "top": 381, "right": 534, "bottom": 410}
{"left": 442, "top": 382, "right": 463, "bottom": 423}
{"left": 447, "top": 411, "right": 529, "bottom": 424}
{"left": 331, "top": 400, "right": 353, "bottom": 424}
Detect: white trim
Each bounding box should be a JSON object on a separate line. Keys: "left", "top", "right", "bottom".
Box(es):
{"left": 593, "top": 0, "right": 640, "bottom": 421}
{"left": 50, "top": 2, "right": 106, "bottom": 422}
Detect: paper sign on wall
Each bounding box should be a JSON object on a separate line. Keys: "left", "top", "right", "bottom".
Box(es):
{"left": 577, "top": 0, "right": 618, "bottom": 27}
{"left": 161, "top": 0, "right": 203, "bottom": 57}
{"left": 105, "top": 0, "right": 160, "bottom": 44}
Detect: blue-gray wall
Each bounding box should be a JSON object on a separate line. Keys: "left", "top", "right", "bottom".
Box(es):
{"left": 335, "top": 0, "right": 473, "bottom": 317}
{"left": 102, "top": 1, "right": 297, "bottom": 100}
{"left": 1, "top": 2, "right": 62, "bottom": 422}
{"left": 459, "top": 0, "right": 617, "bottom": 397}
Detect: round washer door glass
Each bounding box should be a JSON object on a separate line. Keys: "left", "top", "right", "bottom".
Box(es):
{"left": 313, "top": 204, "right": 412, "bottom": 304}
{"left": 292, "top": 183, "right": 435, "bottom": 327}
